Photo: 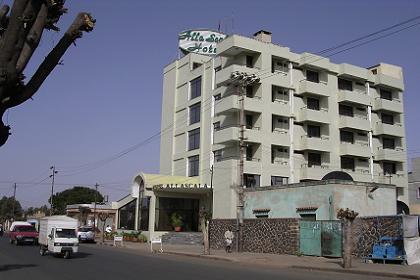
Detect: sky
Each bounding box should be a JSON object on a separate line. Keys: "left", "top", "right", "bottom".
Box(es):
{"left": 1, "top": 0, "right": 420, "bottom": 208}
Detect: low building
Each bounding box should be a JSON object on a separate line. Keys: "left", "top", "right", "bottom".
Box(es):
{"left": 408, "top": 157, "right": 420, "bottom": 214}
{"left": 114, "top": 173, "right": 212, "bottom": 241}
{"left": 66, "top": 203, "right": 116, "bottom": 231}
{"left": 244, "top": 179, "right": 396, "bottom": 220}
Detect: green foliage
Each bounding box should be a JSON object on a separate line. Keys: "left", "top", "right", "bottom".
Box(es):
{"left": 0, "top": 196, "right": 23, "bottom": 222}
{"left": 50, "top": 186, "right": 104, "bottom": 215}
{"left": 170, "top": 213, "right": 183, "bottom": 227}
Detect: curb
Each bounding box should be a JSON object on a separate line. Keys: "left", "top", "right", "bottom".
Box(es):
{"left": 291, "top": 265, "right": 420, "bottom": 280}
{"left": 162, "top": 250, "right": 238, "bottom": 263}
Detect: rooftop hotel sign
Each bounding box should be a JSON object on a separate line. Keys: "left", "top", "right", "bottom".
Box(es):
{"left": 178, "top": 30, "right": 227, "bottom": 56}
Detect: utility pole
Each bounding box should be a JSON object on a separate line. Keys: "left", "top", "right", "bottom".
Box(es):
{"left": 11, "top": 183, "right": 16, "bottom": 221}
{"left": 49, "top": 166, "right": 58, "bottom": 216}
{"left": 229, "top": 71, "right": 260, "bottom": 252}
{"left": 93, "top": 183, "right": 99, "bottom": 231}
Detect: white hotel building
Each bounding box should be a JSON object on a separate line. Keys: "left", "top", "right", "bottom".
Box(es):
{"left": 159, "top": 30, "right": 408, "bottom": 219}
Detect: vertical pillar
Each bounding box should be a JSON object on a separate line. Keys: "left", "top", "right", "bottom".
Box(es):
{"left": 366, "top": 82, "right": 374, "bottom": 181}
{"left": 288, "top": 62, "right": 295, "bottom": 183}
{"left": 148, "top": 194, "right": 156, "bottom": 240}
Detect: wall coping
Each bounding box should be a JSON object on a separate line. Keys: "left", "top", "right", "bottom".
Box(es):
{"left": 244, "top": 179, "right": 395, "bottom": 192}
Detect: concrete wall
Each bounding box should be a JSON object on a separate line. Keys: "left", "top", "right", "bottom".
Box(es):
{"left": 244, "top": 181, "right": 396, "bottom": 220}
{"left": 409, "top": 157, "right": 420, "bottom": 214}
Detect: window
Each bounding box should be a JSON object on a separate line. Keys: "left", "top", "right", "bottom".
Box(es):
{"left": 306, "top": 70, "right": 319, "bottom": 83}
{"left": 341, "top": 157, "right": 355, "bottom": 171}
{"left": 246, "top": 145, "right": 253, "bottom": 161}
{"left": 192, "top": 62, "right": 202, "bottom": 70}
{"left": 338, "top": 78, "right": 353, "bottom": 91}
{"left": 307, "top": 125, "right": 321, "bottom": 138}
{"left": 213, "top": 150, "right": 222, "bottom": 162}
{"left": 213, "top": 121, "right": 220, "bottom": 131}
{"left": 188, "top": 128, "right": 200, "bottom": 150}
{"left": 189, "top": 103, "right": 200, "bottom": 125}
{"left": 383, "top": 137, "right": 395, "bottom": 149}
{"left": 188, "top": 155, "right": 199, "bottom": 176}
{"left": 190, "top": 76, "right": 201, "bottom": 99}
{"left": 339, "top": 104, "right": 353, "bottom": 117}
{"left": 383, "top": 162, "right": 396, "bottom": 175}
{"left": 271, "top": 176, "right": 288, "bottom": 186}
{"left": 245, "top": 114, "right": 253, "bottom": 129}
{"left": 246, "top": 85, "right": 253, "bottom": 98}
{"left": 308, "top": 152, "right": 321, "bottom": 167}
{"left": 244, "top": 173, "right": 260, "bottom": 188}
{"left": 340, "top": 130, "right": 354, "bottom": 143}
{"left": 380, "top": 89, "right": 393, "bottom": 101}
{"left": 381, "top": 113, "right": 394, "bottom": 125}
{"left": 246, "top": 55, "right": 254, "bottom": 68}
{"left": 307, "top": 97, "right": 320, "bottom": 110}
{"left": 417, "top": 188, "right": 420, "bottom": 199}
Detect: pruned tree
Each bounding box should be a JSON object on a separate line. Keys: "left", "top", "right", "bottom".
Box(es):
{"left": 337, "top": 208, "right": 359, "bottom": 269}
{"left": 0, "top": 0, "right": 95, "bottom": 147}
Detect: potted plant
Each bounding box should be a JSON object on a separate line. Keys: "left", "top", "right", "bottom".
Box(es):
{"left": 170, "top": 213, "right": 183, "bottom": 232}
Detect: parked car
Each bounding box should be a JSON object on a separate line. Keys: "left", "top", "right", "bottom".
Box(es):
{"left": 77, "top": 226, "right": 95, "bottom": 242}
{"left": 9, "top": 221, "right": 39, "bottom": 245}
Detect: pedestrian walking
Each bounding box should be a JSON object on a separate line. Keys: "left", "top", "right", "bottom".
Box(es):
{"left": 224, "top": 227, "right": 234, "bottom": 253}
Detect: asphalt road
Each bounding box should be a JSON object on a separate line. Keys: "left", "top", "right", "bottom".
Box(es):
{"left": 0, "top": 236, "right": 390, "bottom": 280}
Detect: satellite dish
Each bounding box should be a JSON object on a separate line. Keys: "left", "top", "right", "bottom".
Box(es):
{"left": 322, "top": 171, "right": 354, "bottom": 181}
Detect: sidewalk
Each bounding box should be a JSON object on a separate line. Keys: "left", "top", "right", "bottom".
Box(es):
{"left": 98, "top": 241, "right": 420, "bottom": 279}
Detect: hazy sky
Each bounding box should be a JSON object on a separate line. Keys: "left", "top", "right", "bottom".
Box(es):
{"left": 1, "top": 0, "right": 420, "bottom": 208}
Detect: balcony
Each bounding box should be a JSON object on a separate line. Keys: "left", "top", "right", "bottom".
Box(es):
{"left": 300, "top": 164, "right": 330, "bottom": 180}
{"left": 338, "top": 115, "right": 370, "bottom": 131}
{"left": 213, "top": 126, "right": 239, "bottom": 144}
{"left": 296, "top": 107, "right": 330, "bottom": 124}
{"left": 341, "top": 169, "right": 372, "bottom": 182}
{"left": 271, "top": 130, "right": 290, "bottom": 145}
{"left": 374, "top": 73, "right": 404, "bottom": 91}
{"left": 337, "top": 90, "right": 371, "bottom": 106}
{"left": 213, "top": 126, "right": 263, "bottom": 144}
{"left": 340, "top": 142, "right": 370, "bottom": 158}
{"left": 244, "top": 127, "right": 262, "bottom": 143}
{"left": 215, "top": 64, "right": 260, "bottom": 87}
{"left": 270, "top": 100, "right": 291, "bottom": 117}
{"left": 244, "top": 158, "right": 262, "bottom": 174}
{"left": 373, "top": 122, "right": 404, "bottom": 137}
{"left": 373, "top": 98, "right": 403, "bottom": 114}
{"left": 297, "top": 80, "right": 329, "bottom": 97}
{"left": 214, "top": 94, "right": 264, "bottom": 116}
{"left": 296, "top": 136, "right": 331, "bottom": 152}
{"left": 338, "top": 63, "right": 369, "bottom": 80}
{"left": 375, "top": 173, "right": 407, "bottom": 187}
{"left": 374, "top": 147, "right": 405, "bottom": 162}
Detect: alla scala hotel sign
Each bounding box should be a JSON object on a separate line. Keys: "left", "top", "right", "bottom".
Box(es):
{"left": 178, "top": 30, "right": 227, "bottom": 56}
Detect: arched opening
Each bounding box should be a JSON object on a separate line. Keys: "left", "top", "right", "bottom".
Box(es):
{"left": 397, "top": 200, "right": 410, "bottom": 215}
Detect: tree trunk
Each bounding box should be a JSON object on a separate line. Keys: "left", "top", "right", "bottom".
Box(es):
{"left": 200, "top": 217, "right": 210, "bottom": 255}
{"left": 343, "top": 220, "right": 353, "bottom": 268}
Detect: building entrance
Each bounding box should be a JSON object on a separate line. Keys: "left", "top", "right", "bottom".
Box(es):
{"left": 155, "top": 197, "right": 199, "bottom": 232}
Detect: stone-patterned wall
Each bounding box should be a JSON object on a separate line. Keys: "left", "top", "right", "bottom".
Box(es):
{"left": 352, "top": 216, "right": 403, "bottom": 257}
{"left": 209, "top": 218, "right": 299, "bottom": 254}
{"left": 210, "top": 216, "right": 402, "bottom": 257}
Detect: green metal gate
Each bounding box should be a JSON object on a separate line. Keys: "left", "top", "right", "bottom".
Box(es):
{"left": 299, "top": 220, "right": 342, "bottom": 257}
{"left": 299, "top": 220, "right": 321, "bottom": 256}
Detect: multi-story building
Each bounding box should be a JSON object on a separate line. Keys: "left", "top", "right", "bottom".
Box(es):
{"left": 408, "top": 157, "right": 420, "bottom": 214}
{"left": 160, "top": 30, "right": 408, "bottom": 219}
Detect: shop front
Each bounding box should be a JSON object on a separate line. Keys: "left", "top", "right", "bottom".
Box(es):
{"left": 131, "top": 173, "right": 212, "bottom": 241}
